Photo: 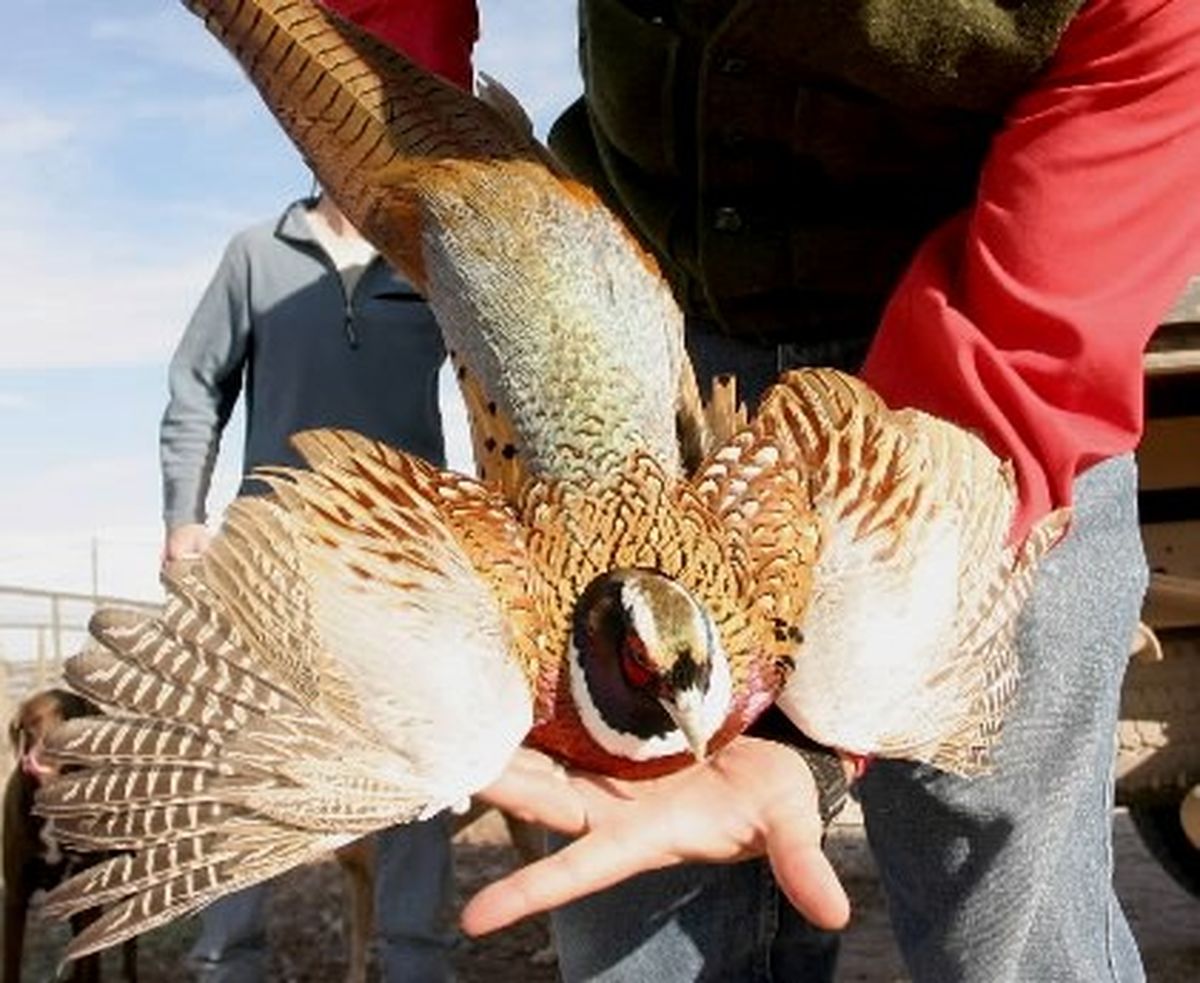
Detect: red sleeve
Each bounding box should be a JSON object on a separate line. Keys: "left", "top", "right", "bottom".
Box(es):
{"left": 318, "top": 0, "right": 478, "bottom": 90}
{"left": 860, "top": 0, "right": 1200, "bottom": 542}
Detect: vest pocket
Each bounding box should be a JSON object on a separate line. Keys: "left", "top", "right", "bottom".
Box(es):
{"left": 582, "top": 0, "right": 680, "bottom": 178}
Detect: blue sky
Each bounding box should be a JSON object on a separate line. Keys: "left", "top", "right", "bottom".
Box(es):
{"left": 0, "top": 2, "right": 580, "bottom": 643}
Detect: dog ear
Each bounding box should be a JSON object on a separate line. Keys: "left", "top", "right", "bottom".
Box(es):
{"left": 57, "top": 691, "right": 101, "bottom": 721}
{"left": 8, "top": 711, "right": 23, "bottom": 758}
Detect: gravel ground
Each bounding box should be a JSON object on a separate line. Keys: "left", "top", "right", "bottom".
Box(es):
{"left": 11, "top": 807, "right": 1198, "bottom": 982}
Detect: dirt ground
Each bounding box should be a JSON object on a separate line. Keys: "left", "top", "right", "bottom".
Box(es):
{"left": 14, "top": 806, "right": 1199, "bottom": 982}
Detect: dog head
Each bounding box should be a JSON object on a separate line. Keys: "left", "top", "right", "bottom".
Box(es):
{"left": 8, "top": 689, "right": 100, "bottom": 784}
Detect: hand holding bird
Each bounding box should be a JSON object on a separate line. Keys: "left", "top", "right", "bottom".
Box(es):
{"left": 462, "top": 740, "right": 850, "bottom": 937}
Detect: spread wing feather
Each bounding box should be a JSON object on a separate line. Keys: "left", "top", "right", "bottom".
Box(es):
{"left": 44, "top": 830, "right": 346, "bottom": 959}
{"left": 758, "top": 370, "right": 1068, "bottom": 773}
{"left": 41, "top": 431, "right": 538, "bottom": 960}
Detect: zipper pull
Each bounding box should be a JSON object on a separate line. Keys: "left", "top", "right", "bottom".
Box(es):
{"left": 344, "top": 305, "right": 360, "bottom": 348}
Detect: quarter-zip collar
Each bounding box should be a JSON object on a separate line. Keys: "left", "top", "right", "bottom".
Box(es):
{"left": 275, "top": 197, "right": 378, "bottom": 349}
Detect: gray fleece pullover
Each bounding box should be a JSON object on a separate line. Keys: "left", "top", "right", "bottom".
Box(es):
{"left": 160, "top": 199, "right": 446, "bottom": 527}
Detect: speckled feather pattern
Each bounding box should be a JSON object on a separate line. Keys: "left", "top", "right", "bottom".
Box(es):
{"left": 394, "top": 159, "right": 688, "bottom": 492}
{"left": 519, "top": 446, "right": 817, "bottom": 774}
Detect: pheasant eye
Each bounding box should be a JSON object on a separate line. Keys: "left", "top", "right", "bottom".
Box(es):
{"left": 619, "top": 636, "right": 654, "bottom": 689}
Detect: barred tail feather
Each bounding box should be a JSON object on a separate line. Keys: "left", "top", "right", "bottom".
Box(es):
{"left": 45, "top": 717, "right": 221, "bottom": 768}
{"left": 36, "top": 764, "right": 219, "bottom": 816}
{"left": 49, "top": 801, "right": 235, "bottom": 852}
{"left": 64, "top": 647, "right": 255, "bottom": 737}
{"left": 91, "top": 606, "right": 297, "bottom": 717}
{"left": 40, "top": 834, "right": 227, "bottom": 919}
{"left": 58, "top": 829, "right": 351, "bottom": 962}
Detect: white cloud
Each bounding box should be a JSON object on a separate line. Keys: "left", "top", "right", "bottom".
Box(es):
{"left": 0, "top": 148, "right": 286, "bottom": 371}
{"left": 0, "top": 393, "right": 30, "bottom": 410}
{"left": 0, "top": 455, "right": 160, "bottom": 542}
{"left": 0, "top": 243, "right": 217, "bottom": 370}
{"left": 0, "top": 481, "right": 161, "bottom": 607}
{"left": 0, "top": 4, "right": 580, "bottom": 375}
{"left": 0, "top": 109, "right": 75, "bottom": 156}
{"left": 117, "top": 92, "right": 262, "bottom": 129}
{"left": 0, "top": 452, "right": 243, "bottom": 596}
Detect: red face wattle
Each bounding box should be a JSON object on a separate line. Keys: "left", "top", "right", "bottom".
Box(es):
{"left": 618, "top": 634, "right": 655, "bottom": 691}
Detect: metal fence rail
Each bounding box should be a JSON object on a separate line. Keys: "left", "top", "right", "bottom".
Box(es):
{"left": 0, "top": 584, "right": 159, "bottom": 722}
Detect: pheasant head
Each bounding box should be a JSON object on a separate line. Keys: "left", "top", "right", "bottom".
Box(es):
{"left": 570, "top": 568, "right": 730, "bottom": 763}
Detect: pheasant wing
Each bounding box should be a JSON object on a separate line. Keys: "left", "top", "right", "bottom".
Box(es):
{"left": 39, "top": 431, "right": 539, "bottom": 959}
{"left": 753, "top": 369, "right": 1068, "bottom": 773}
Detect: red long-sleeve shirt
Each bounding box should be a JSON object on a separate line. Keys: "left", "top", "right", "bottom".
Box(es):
{"left": 861, "top": 0, "right": 1200, "bottom": 540}
{"left": 327, "top": 0, "right": 1200, "bottom": 542}
{"left": 319, "top": 0, "right": 477, "bottom": 89}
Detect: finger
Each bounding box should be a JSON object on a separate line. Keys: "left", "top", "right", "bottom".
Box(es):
{"left": 461, "top": 825, "right": 670, "bottom": 936}
{"left": 766, "top": 834, "right": 850, "bottom": 930}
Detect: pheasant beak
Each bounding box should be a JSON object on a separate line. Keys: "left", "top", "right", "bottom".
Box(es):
{"left": 663, "top": 689, "right": 710, "bottom": 762}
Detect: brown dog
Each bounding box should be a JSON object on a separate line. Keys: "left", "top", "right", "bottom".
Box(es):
{"left": 3, "top": 688, "right": 138, "bottom": 983}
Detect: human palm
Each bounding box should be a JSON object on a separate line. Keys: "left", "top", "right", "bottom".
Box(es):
{"left": 463, "top": 736, "right": 851, "bottom": 935}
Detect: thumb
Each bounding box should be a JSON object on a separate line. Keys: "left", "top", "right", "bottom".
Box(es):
{"left": 766, "top": 827, "right": 850, "bottom": 930}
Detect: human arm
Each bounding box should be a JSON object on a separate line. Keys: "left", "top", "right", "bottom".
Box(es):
{"left": 860, "top": 0, "right": 1200, "bottom": 542}
{"left": 160, "top": 237, "right": 252, "bottom": 555}
{"left": 460, "top": 737, "right": 851, "bottom": 937}
{"left": 316, "top": 0, "right": 477, "bottom": 89}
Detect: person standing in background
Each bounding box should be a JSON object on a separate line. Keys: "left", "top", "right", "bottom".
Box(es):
{"left": 160, "top": 190, "right": 455, "bottom": 982}
{"left": 160, "top": 10, "right": 479, "bottom": 982}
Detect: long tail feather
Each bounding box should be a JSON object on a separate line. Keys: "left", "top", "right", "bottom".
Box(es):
{"left": 60, "top": 831, "right": 348, "bottom": 961}
{"left": 41, "top": 835, "right": 227, "bottom": 919}
{"left": 181, "top": 0, "right": 540, "bottom": 292}
{"left": 46, "top": 717, "right": 221, "bottom": 768}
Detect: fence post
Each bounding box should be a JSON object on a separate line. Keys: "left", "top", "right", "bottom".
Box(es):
{"left": 0, "top": 641, "right": 9, "bottom": 731}
{"left": 1, "top": 585, "right": 159, "bottom": 692}
{"left": 50, "top": 595, "right": 63, "bottom": 679}
{"left": 36, "top": 625, "right": 47, "bottom": 689}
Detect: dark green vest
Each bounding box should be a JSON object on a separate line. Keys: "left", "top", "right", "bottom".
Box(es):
{"left": 549, "top": 0, "right": 1085, "bottom": 345}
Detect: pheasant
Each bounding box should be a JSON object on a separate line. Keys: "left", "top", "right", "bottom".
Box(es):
{"left": 37, "top": 0, "right": 1068, "bottom": 960}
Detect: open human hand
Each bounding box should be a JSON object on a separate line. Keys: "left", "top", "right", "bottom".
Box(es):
{"left": 461, "top": 736, "right": 851, "bottom": 936}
